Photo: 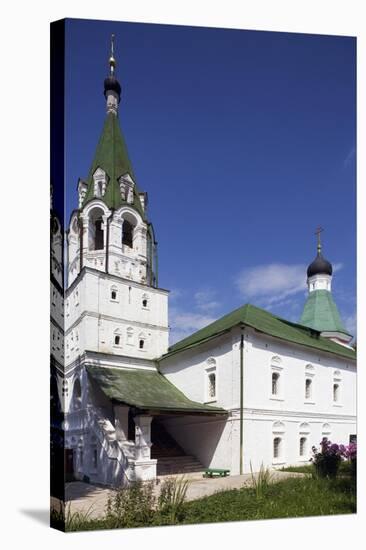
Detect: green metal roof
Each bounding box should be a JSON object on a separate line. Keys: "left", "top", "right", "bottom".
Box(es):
{"left": 299, "top": 289, "right": 351, "bottom": 336}
{"left": 86, "top": 365, "right": 226, "bottom": 414}
{"left": 163, "top": 304, "right": 356, "bottom": 361}
{"left": 82, "top": 112, "right": 144, "bottom": 216}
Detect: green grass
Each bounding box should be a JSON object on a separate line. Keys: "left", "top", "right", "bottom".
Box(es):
{"left": 181, "top": 476, "right": 355, "bottom": 524}
{"left": 57, "top": 475, "right": 356, "bottom": 532}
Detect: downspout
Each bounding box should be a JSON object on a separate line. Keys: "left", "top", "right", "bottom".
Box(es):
{"left": 239, "top": 330, "right": 244, "bottom": 475}
{"left": 105, "top": 209, "right": 114, "bottom": 274}
{"left": 78, "top": 212, "right": 83, "bottom": 273}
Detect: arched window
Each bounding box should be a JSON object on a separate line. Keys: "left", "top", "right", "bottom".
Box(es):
{"left": 73, "top": 378, "right": 82, "bottom": 410}
{"left": 333, "top": 370, "right": 342, "bottom": 404}
{"left": 305, "top": 378, "right": 312, "bottom": 399}
{"left": 299, "top": 437, "right": 307, "bottom": 457}
{"left": 96, "top": 181, "right": 103, "bottom": 197}
{"left": 272, "top": 372, "right": 280, "bottom": 395}
{"left": 142, "top": 294, "right": 149, "bottom": 309}
{"left": 110, "top": 286, "right": 118, "bottom": 301}
{"left": 122, "top": 219, "right": 134, "bottom": 248}
{"left": 114, "top": 329, "right": 122, "bottom": 347}
{"left": 138, "top": 332, "right": 146, "bottom": 350}
{"left": 126, "top": 327, "right": 134, "bottom": 346}
{"left": 322, "top": 423, "right": 331, "bottom": 441}
{"left": 208, "top": 372, "right": 216, "bottom": 399}
{"left": 88, "top": 208, "right": 105, "bottom": 251}
{"left": 273, "top": 437, "right": 282, "bottom": 459}
{"left": 205, "top": 358, "right": 217, "bottom": 402}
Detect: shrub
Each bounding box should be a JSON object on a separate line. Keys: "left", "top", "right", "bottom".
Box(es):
{"left": 106, "top": 480, "right": 156, "bottom": 528}
{"left": 157, "top": 476, "right": 190, "bottom": 524}
{"left": 311, "top": 438, "right": 357, "bottom": 479}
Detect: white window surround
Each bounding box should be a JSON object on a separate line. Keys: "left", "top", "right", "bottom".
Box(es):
{"left": 142, "top": 293, "right": 149, "bottom": 310}
{"left": 304, "top": 364, "right": 316, "bottom": 404}
{"left": 126, "top": 327, "right": 134, "bottom": 346}
{"left": 322, "top": 423, "right": 332, "bottom": 439}
{"left": 299, "top": 436, "right": 307, "bottom": 458}
{"left": 272, "top": 421, "right": 286, "bottom": 464}
{"left": 332, "top": 370, "right": 342, "bottom": 406}
{"left": 110, "top": 285, "right": 119, "bottom": 302}
{"left": 270, "top": 360, "right": 284, "bottom": 401}
{"left": 93, "top": 168, "right": 108, "bottom": 198}
{"left": 138, "top": 332, "right": 147, "bottom": 352}
{"left": 204, "top": 358, "right": 218, "bottom": 403}
{"left": 113, "top": 329, "right": 122, "bottom": 348}
{"left": 299, "top": 423, "right": 310, "bottom": 458}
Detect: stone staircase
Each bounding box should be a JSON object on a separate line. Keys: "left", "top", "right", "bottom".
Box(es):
{"left": 151, "top": 420, "right": 205, "bottom": 479}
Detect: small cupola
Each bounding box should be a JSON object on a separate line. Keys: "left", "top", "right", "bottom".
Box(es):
{"left": 306, "top": 227, "right": 333, "bottom": 278}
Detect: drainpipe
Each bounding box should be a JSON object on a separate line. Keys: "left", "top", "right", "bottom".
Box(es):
{"left": 105, "top": 209, "right": 114, "bottom": 274}
{"left": 239, "top": 330, "right": 244, "bottom": 475}
{"left": 78, "top": 212, "right": 83, "bottom": 273}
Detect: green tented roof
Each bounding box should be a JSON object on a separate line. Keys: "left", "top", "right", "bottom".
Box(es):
{"left": 299, "top": 289, "right": 351, "bottom": 336}
{"left": 82, "top": 113, "right": 144, "bottom": 216}
{"left": 86, "top": 365, "right": 226, "bottom": 414}
{"left": 163, "top": 304, "right": 356, "bottom": 361}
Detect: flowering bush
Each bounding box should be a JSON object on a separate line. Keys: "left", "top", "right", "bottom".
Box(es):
{"left": 311, "top": 438, "right": 357, "bottom": 479}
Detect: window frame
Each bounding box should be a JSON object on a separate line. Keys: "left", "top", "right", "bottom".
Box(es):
{"left": 113, "top": 329, "right": 122, "bottom": 348}
{"left": 110, "top": 285, "right": 119, "bottom": 302}
{"left": 332, "top": 370, "right": 342, "bottom": 406}
{"left": 272, "top": 421, "right": 286, "bottom": 464}
{"left": 205, "top": 358, "right": 218, "bottom": 403}
{"left": 304, "top": 364, "right": 316, "bottom": 404}
{"left": 270, "top": 368, "right": 284, "bottom": 401}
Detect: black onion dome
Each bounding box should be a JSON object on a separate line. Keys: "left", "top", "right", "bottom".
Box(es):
{"left": 104, "top": 76, "right": 121, "bottom": 101}
{"left": 307, "top": 252, "right": 333, "bottom": 278}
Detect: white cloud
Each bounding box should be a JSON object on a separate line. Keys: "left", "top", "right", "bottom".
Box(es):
{"left": 169, "top": 306, "right": 216, "bottom": 345}
{"left": 235, "top": 263, "right": 307, "bottom": 306}
{"left": 169, "top": 288, "right": 183, "bottom": 301}
{"left": 194, "top": 289, "right": 220, "bottom": 312}
{"left": 235, "top": 261, "right": 344, "bottom": 308}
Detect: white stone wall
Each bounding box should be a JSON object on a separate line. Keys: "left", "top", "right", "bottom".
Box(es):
{"left": 65, "top": 268, "right": 169, "bottom": 366}
{"left": 159, "top": 326, "right": 356, "bottom": 474}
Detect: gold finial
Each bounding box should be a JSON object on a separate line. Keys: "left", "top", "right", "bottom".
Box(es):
{"left": 109, "top": 34, "right": 116, "bottom": 75}
{"left": 315, "top": 226, "right": 323, "bottom": 254}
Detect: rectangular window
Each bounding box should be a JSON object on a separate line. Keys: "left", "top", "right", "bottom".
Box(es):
{"left": 305, "top": 379, "right": 312, "bottom": 399}
{"left": 208, "top": 373, "right": 216, "bottom": 399}
{"left": 273, "top": 437, "right": 281, "bottom": 459}
{"left": 272, "top": 373, "right": 279, "bottom": 395}
{"left": 299, "top": 437, "right": 306, "bottom": 457}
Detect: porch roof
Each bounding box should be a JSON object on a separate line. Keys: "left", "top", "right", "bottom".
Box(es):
{"left": 86, "top": 365, "right": 226, "bottom": 415}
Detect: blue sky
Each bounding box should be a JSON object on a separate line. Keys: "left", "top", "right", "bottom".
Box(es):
{"left": 65, "top": 18, "right": 356, "bottom": 344}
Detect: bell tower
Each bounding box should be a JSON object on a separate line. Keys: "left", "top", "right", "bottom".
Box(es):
{"left": 65, "top": 36, "right": 169, "bottom": 365}
{"left": 68, "top": 35, "right": 158, "bottom": 288}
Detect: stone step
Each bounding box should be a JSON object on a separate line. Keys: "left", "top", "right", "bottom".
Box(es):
{"left": 158, "top": 455, "right": 199, "bottom": 463}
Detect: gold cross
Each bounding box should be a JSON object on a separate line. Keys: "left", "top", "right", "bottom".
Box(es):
{"left": 315, "top": 226, "right": 323, "bottom": 253}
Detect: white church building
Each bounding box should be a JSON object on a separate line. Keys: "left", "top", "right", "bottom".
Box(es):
{"left": 50, "top": 41, "right": 356, "bottom": 487}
